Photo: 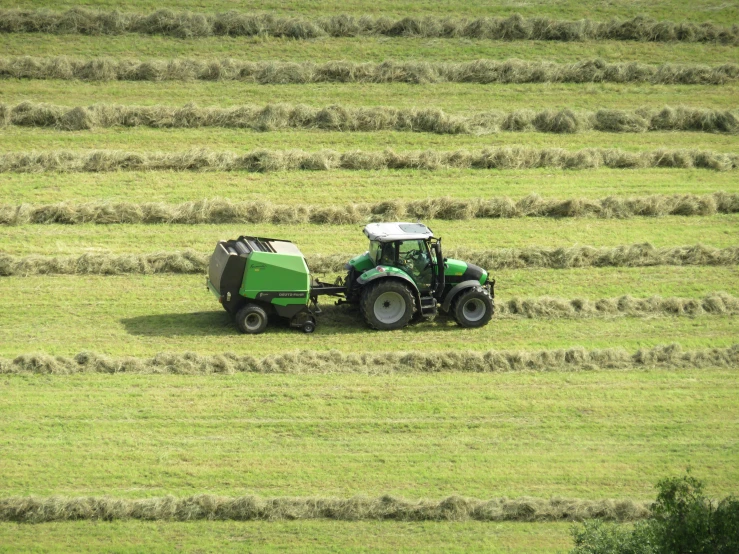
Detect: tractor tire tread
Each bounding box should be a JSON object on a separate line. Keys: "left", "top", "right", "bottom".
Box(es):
{"left": 360, "top": 280, "right": 416, "bottom": 331}
{"left": 452, "top": 287, "right": 494, "bottom": 328}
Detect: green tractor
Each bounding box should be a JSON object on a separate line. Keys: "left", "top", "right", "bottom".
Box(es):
{"left": 207, "top": 222, "right": 494, "bottom": 334}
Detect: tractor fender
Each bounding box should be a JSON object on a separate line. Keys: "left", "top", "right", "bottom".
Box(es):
{"left": 357, "top": 267, "right": 418, "bottom": 290}
{"left": 357, "top": 270, "right": 422, "bottom": 310}
{"left": 441, "top": 280, "right": 481, "bottom": 313}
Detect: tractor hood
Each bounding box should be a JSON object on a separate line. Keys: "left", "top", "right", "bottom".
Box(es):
{"left": 348, "top": 253, "right": 487, "bottom": 285}
{"left": 445, "top": 258, "right": 487, "bottom": 285}
{"left": 346, "top": 251, "right": 374, "bottom": 272}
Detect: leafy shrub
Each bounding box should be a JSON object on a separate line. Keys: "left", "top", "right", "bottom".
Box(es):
{"left": 571, "top": 474, "right": 739, "bottom": 554}
{"left": 651, "top": 475, "right": 739, "bottom": 554}
{"left": 571, "top": 520, "right": 657, "bottom": 554}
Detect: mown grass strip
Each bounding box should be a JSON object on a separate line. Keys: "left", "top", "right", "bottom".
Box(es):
{"left": 316, "top": 294, "right": 739, "bottom": 321}
{"left": 1, "top": 9, "right": 736, "bottom": 44}
{"left": 2, "top": 148, "right": 737, "bottom": 173}
{"left": 3, "top": 57, "right": 737, "bottom": 85}
{"left": 0, "top": 494, "right": 650, "bottom": 523}
{"left": 1, "top": 244, "right": 736, "bottom": 276}
{"left": 2, "top": 344, "right": 737, "bottom": 375}
{"left": 3, "top": 194, "right": 736, "bottom": 225}
{"left": 3, "top": 102, "right": 738, "bottom": 134}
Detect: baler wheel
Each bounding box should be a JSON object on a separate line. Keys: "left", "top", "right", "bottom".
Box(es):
{"left": 235, "top": 304, "right": 269, "bottom": 334}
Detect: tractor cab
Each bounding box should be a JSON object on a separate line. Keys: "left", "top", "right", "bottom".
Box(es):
{"left": 364, "top": 222, "right": 439, "bottom": 292}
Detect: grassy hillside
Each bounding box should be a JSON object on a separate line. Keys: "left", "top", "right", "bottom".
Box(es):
{"left": 2, "top": 371, "right": 737, "bottom": 498}
{"left": 0, "top": 0, "right": 736, "bottom": 551}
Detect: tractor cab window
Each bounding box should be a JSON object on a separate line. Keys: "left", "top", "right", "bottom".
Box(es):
{"left": 368, "top": 241, "right": 382, "bottom": 264}
{"left": 378, "top": 242, "right": 397, "bottom": 266}
{"left": 371, "top": 241, "right": 396, "bottom": 266}
{"left": 398, "top": 240, "right": 433, "bottom": 290}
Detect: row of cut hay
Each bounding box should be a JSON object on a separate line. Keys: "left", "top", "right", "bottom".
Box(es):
{"left": 1, "top": 9, "right": 736, "bottom": 43}
{"left": 0, "top": 494, "right": 650, "bottom": 523}
{"left": 2, "top": 193, "right": 736, "bottom": 225}
{"left": 3, "top": 101, "right": 738, "bottom": 134}
{"left": 2, "top": 57, "right": 738, "bottom": 85}
{"left": 1, "top": 148, "right": 737, "bottom": 173}
{"left": 2, "top": 344, "right": 737, "bottom": 375}
{"left": 1, "top": 244, "right": 736, "bottom": 276}
{"left": 496, "top": 293, "right": 739, "bottom": 319}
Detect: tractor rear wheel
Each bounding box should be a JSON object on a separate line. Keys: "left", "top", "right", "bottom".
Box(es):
{"left": 361, "top": 280, "right": 415, "bottom": 331}
{"left": 235, "top": 304, "right": 269, "bottom": 334}
{"left": 452, "top": 288, "right": 494, "bottom": 328}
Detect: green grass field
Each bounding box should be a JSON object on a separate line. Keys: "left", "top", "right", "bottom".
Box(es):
{"left": 4, "top": 34, "right": 738, "bottom": 63}
{"left": 2, "top": 371, "right": 737, "bottom": 498}
{"left": 7, "top": 0, "right": 739, "bottom": 23}
{"left": 0, "top": 0, "right": 737, "bottom": 551}
{"left": 4, "top": 169, "right": 738, "bottom": 204}
{"left": 0, "top": 520, "right": 573, "bottom": 553}
{"left": 3, "top": 82, "right": 739, "bottom": 112}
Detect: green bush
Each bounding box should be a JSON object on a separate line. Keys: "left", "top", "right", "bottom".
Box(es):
{"left": 571, "top": 474, "right": 739, "bottom": 554}
{"left": 571, "top": 520, "right": 657, "bottom": 554}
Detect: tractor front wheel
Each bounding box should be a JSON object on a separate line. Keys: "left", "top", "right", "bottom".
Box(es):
{"left": 235, "top": 304, "right": 269, "bottom": 334}
{"left": 452, "top": 288, "right": 494, "bottom": 328}
{"left": 361, "top": 280, "right": 415, "bottom": 331}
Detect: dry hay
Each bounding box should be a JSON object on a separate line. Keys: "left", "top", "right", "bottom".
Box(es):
{"left": 2, "top": 57, "right": 737, "bottom": 85}
{"left": 2, "top": 193, "right": 736, "bottom": 226}
{"left": 0, "top": 250, "right": 208, "bottom": 276}
{"left": 2, "top": 344, "right": 737, "bottom": 376}
{"left": 446, "top": 243, "right": 739, "bottom": 272}
{"left": 0, "top": 494, "right": 652, "bottom": 523}
{"left": 2, "top": 102, "right": 737, "bottom": 134}
{"left": 496, "top": 292, "right": 739, "bottom": 318}
{"left": 1, "top": 9, "right": 737, "bottom": 44}
{"left": 1, "top": 244, "right": 736, "bottom": 277}
{"left": 1, "top": 148, "right": 737, "bottom": 173}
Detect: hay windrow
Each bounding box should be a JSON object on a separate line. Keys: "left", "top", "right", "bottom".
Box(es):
{"left": 1, "top": 148, "right": 737, "bottom": 173}
{"left": 0, "top": 9, "right": 737, "bottom": 44}
{"left": 1, "top": 244, "right": 736, "bottom": 277}
{"left": 496, "top": 293, "right": 739, "bottom": 318}
{"left": 0, "top": 494, "right": 652, "bottom": 523}
{"left": 2, "top": 102, "right": 737, "bottom": 134}
{"left": 2, "top": 193, "right": 736, "bottom": 225}
{"left": 1, "top": 344, "right": 737, "bottom": 375}
{"left": 1, "top": 57, "right": 737, "bottom": 85}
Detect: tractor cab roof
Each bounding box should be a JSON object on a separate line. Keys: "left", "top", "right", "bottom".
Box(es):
{"left": 363, "top": 222, "right": 434, "bottom": 242}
